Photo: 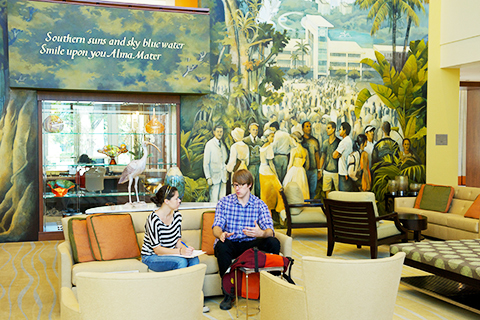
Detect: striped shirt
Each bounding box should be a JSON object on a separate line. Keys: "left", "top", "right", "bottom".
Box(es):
{"left": 141, "top": 210, "right": 182, "bottom": 256}
{"left": 212, "top": 193, "right": 274, "bottom": 245}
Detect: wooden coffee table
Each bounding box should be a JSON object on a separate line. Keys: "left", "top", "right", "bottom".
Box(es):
{"left": 398, "top": 213, "right": 428, "bottom": 242}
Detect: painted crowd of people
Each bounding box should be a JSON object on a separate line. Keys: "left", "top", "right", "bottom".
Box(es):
{"left": 203, "top": 78, "right": 421, "bottom": 208}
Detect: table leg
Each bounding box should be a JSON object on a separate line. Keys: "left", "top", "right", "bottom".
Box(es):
{"left": 246, "top": 273, "right": 249, "bottom": 319}
{"left": 235, "top": 268, "right": 239, "bottom": 318}
{"left": 414, "top": 230, "right": 421, "bottom": 242}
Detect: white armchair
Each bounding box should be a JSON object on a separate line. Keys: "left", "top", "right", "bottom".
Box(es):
{"left": 61, "top": 264, "right": 206, "bottom": 320}
{"left": 260, "top": 252, "right": 406, "bottom": 320}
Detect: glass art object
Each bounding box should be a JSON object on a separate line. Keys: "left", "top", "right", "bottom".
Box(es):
{"left": 43, "top": 115, "right": 64, "bottom": 133}
{"left": 98, "top": 144, "right": 128, "bottom": 165}
{"left": 165, "top": 166, "right": 185, "bottom": 199}
{"left": 47, "top": 179, "right": 75, "bottom": 197}
{"left": 145, "top": 113, "right": 165, "bottom": 134}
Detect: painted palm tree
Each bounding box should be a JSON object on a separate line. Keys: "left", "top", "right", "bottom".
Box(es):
{"left": 290, "top": 52, "right": 299, "bottom": 68}
{"left": 294, "top": 39, "right": 310, "bottom": 66}
{"left": 355, "top": 0, "right": 419, "bottom": 70}
{"left": 401, "top": 0, "right": 428, "bottom": 65}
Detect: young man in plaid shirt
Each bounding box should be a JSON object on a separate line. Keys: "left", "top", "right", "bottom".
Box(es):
{"left": 212, "top": 169, "right": 280, "bottom": 310}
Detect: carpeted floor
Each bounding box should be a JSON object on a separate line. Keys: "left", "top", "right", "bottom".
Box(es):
{"left": 1, "top": 229, "right": 479, "bottom": 319}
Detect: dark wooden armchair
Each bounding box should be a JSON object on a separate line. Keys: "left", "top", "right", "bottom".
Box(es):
{"left": 324, "top": 192, "right": 408, "bottom": 259}
{"left": 279, "top": 182, "right": 327, "bottom": 236}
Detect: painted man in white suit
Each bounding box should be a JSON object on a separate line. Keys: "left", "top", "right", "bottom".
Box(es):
{"left": 204, "top": 125, "right": 228, "bottom": 202}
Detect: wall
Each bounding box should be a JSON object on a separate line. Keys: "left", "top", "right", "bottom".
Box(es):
{"left": 426, "top": 0, "right": 460, "bottom": 186}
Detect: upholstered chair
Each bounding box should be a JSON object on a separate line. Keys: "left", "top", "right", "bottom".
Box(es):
{"left": 279, "top": 182, "right": 327, "bottom": 236}
{"left": 260, "top": 252, "right": 406, "bottom": 320}
{"left": 61, "top": 264, "right": 206, "bottom": 320}
{"left": 324, "top": 191, "right": 408, "bottom": 258}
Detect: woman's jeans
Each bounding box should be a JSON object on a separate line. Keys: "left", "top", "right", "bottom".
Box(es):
{"left": 142, "top": 254, "right": 199, "bottom": 272}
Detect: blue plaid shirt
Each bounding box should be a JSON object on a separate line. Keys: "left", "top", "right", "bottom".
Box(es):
{"left": 212, "top": 193, "right": 274, "bottom": 245}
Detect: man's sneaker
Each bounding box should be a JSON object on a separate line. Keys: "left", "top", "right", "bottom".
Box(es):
{"left": 220, "top": 294, "right": 235, "bottom": 310}
{"left": 203, "top": 305, "right": 210, "bottom": 313}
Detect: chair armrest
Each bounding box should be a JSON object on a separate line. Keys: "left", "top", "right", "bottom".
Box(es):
{"left": 376, "top": 212, "right": 408, "bottom": 233}
{"left": 305, "top": 198, "right": 323, "bottom": 204}
{"left": 58, "top": 241, "right": 74, "bottom": 292}
{"left": 376, "top": 212, "right": 397, "bottom": 221}
{"left": 60, "top": 287, "right": 81, "bottom": 320}
{"left": 260, "top": 271, "right": 307, "bottom": 320}
{"left": 290, "top": 203, "right": 323, "bottom": 208}
{"left": 275, "top": 232, "right": 292, "bottom": 258}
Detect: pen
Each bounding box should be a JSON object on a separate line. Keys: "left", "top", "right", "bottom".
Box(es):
{"left": 181, "top": 241, "right": 188, "bottom": 248}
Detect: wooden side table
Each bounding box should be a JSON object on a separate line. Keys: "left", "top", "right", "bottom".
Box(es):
{"left": 235, "top": 266, "right": 284, "bottom": 319}
{"left": 398, "top": 213, "right": 428, "bottom": 242}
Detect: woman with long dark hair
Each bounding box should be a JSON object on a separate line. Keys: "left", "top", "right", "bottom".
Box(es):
{"left": 141, "top": 185, "right": 199, "bottom": 271}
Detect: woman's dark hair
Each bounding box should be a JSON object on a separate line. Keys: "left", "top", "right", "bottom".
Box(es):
{"left": 151, "top": 184, "right": 178, "bottom": 205}
{"left": 354, "top": 134, "right": 368, "bottom": 151}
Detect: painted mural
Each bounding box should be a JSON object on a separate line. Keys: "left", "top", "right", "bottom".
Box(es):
{"left": 7, "top": 0, "right": 210, "bottom": 93}
{"left": 0, "top": 1, "right": 39, "bottom": 242}
{"left": 181, "top": 0, "right": 428, "bottom": 215}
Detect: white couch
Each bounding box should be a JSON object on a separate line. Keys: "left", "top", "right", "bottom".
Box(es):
{"left": 394, "top": 186, "right": 480, "bottom": 240}
{"left": 58, "top": 209, "right": 293, "bottom": 297}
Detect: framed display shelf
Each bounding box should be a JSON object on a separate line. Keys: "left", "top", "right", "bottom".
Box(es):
{"left": 38, "top": 92, "right": 180, "bottom": 240}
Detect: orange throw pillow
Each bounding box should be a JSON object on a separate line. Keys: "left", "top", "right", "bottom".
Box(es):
{"left": 201, "top": 211, "right": 216, "bottom": 255}
{"left": 465, "top": 196, "right": 480, "bottom": 219}
{"left": 68, "top": 218, "right": 95, "bottom": 263}
{"left": 86, "top": 213, "right": 140, "bottom": 261}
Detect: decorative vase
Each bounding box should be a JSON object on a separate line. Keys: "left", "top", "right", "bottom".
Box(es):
{"left": 165, "top": 166, "right": 185, "bottom": 199}
{"left": 109, "top": 156, "right": 116, "bottom": 165}
{"left": 387, "top": 180, "right": 398, "bottom": 195}
{"left": 395, "top": 175, "right": 409, "bottom": 196}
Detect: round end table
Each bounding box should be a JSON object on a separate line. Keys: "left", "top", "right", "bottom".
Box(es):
{"left": 398, "top": 213, "right": 428, "bottom": 242}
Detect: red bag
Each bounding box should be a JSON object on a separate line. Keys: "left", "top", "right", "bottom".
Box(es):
{"left": 222, "top": 247, "right": 294, "bottom": 299}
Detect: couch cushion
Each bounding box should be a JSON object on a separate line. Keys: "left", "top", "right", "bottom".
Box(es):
{"left": 290, "top": 207, "right": 326, "bottom": 223}
{"left": 447, "top": 214, "right": 479, "bottom": 233}
{"left": 68, "top": 218, "right": 95, "bottom": 263}
{"left": 416, "top": 210, "right": 448, "bottom": 226}
{"left": 201, "top": 211, "right": 216, "bottom": 255}
{"left": 464, "top": 195, "right": 480, "bottom": 219}
{"left": 87, "top": 213, "right": 141, "bottom": 261}
{"left": 377, "top": 220, "right": 401, "bottom": 239}
{"left": 71, "top": 259, "right": 148, "bottom": 286}
{"left": 284, "top": 182, "right": 304, "bottom": 215}
{"left": 180, "top": 209, "right": 203, "bottom": 230}
{"left": 199, "top": 254, "right": 219, "bottom": 274}
{"left": 182, "top": 230, "right": 201, "bottom": 249}
{"left": 454, "top": 186, "right": 480, "bottom": 202}
{"left": 415, "top": 184, "right": 454, "bottom": 213}
{"left": 328, "top": 191, "right": 379, "bottom": 217}
{"left": 130, "top": 211, "right": 151, "bottom": 233}
{"left": 450, "top": 198, "right": 475, "bottom": 216}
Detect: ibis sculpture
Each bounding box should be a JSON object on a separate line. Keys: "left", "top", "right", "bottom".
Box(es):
{"left": 118, "top": 141, "right": 161, "bottom": 204}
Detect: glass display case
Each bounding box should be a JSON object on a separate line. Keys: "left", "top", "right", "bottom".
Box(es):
{"left": 40, "top": 98, "right": 178, "bottom": 236}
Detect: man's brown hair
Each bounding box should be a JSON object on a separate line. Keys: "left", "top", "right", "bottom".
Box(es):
{"left": 232, "top": 169, "right": 254, "bottom": 189}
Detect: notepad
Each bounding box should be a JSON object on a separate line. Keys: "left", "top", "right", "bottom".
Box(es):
{"left": 166, "top": 250, "right": 206, "bottom": 258}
